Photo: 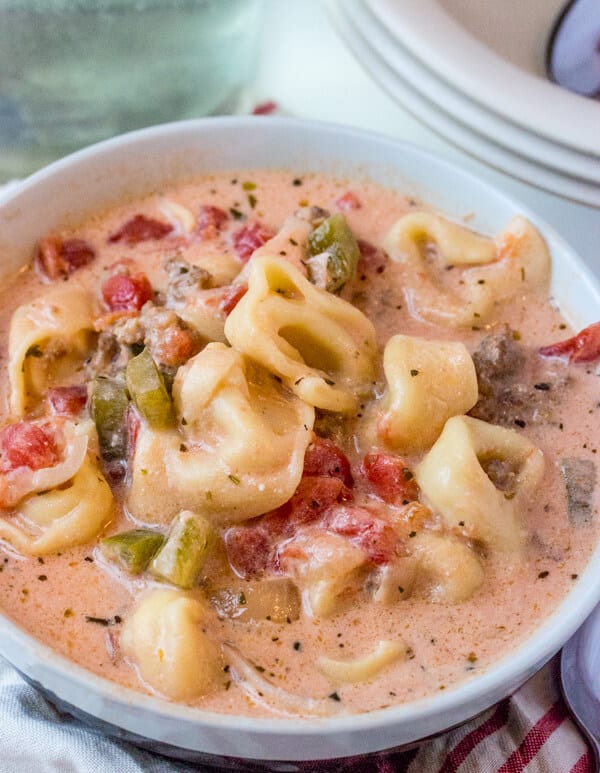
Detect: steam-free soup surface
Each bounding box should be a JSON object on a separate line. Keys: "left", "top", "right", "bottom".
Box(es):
{"left": 0, "top": 171, "right": 597, "bottom": 718}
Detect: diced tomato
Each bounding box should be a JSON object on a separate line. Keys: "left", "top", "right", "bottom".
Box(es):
{"left": 152, "top": 327, "right": 197, "bottom": 367}
{"left": 108, "top": 214, "right": 173, "bottom": 245}
{"left": 539, "top": 322, "right": 600, "bottom": 364}
{"left": 46, "top": 385, "right": 88, "bottom": 416}
{"left": 270, "top": 476, "right": 352, "bottom": 534}
{"left": 219, "top": 284, "right": 248, "bottom": 315}
{"left": 102, "top": 272, "right": 153, "bottom": 312}
{"left": 36, "top": 236, "right": 96, "bottom": 280}
{"left": 303, "top": 436, "right": 354, "bottom": 487}
{"left": 252, "top": 100, "right": 278, "bottom": 115}
{"left": 232, "top": 221, "right": 274, "bottom": 262}
{"left": 335, "top": 191, "right": 361, "bottom": 212}
{"left": 197, "top": 205, "right": 229, "bottom": 239}
{"left": 326, "top": 505, "right": 397, "bottom": 564}
{"left": 0, "top": 422, "right": 60, "bottom": 473}
{"left": 357, "top": 239, "right": 388, "bottom": 275}
{"left": 225, "top": 525, "right": 272, "bottom": 579}
{"left": 362, "top": 452, "right": 419, "bottom": 505}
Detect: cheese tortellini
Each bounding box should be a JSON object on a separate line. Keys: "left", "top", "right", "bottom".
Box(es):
{"left": 127, "top": 343, "right": 314, "bottom": 525}
{"left": 416, "top": 416, "right": 545, "bottom": 553}
{"left": 384, "top": 212, "right": 551, "bottom": 327}
{"left": 278, "top": 532, "right": 367, "bottom": 618}
{"left": 8, "top": 286, "right": 95, "bottom": 415}
{"left": 413, "top": 532, "right": 484, "bottom": 603}
{"left": 0, "top": 450, "right": 112, "bottom": 556}
{"left": 378, "top": 334, "right": 478, "bottom": 452}
{"left": 121, "top": 589, "right": 221, "bottom": 700}
{"left": 224, "top": 256, "right": 377, "bottom": 413}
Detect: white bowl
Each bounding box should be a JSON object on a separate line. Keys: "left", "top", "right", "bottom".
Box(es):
{"left": 339, "top": 0, "right": 600, "bottom": 186}
{"left": 366, "top": 0, "right": 600, "bottom": 157}
{"left": 0, "top": 117, "right": 599, "bottom": 765}
{"left": 330, "top": 0, "right": 600, "bottom": 208}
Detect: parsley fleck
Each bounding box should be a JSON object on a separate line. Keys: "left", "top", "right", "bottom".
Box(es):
{"left": 410, "top": 369, "right": 419, "bottom": 377}
{"left": 228, "top": 474, "right": 241, "bottom": 485}
{"left": 229, "top": 207, "right": 244, "bottom": 220}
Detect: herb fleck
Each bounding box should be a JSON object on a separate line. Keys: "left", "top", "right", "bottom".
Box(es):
{"left": 329, "top": 691, "right": 341, "bottom": 702}
{"left": 538, "top": 570, "right": 549, "bottom": 579}
{"left": 293, "top": 641, "right": 301, "bottom": 651}
{"left": 229, "top": 207, "right": 244, "bottom": 220}
{"left": 228, "top": 474, "right": 241, "bottom": 485}
{"left": 410, "top": 369, "right": 419, "bottom": 377}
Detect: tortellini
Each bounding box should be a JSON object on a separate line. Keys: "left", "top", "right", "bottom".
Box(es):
{"left": 383, "top": 212, "right": 551, "bottom": 327}
{"left": 127, "top": 343, "right": 314, "bottom": 525}
{"left": 9, "top": 286, "right": 95, "bottom": 415}
{"left": 0, "top": 452, "right": 113, "bottom": 556}
{"left": 316, "top": 640, "right": 405, "bottom": 684}
{"left": 224, "top": 256, "right": 377, "bottom": 413}
{"left": 412, "top": 532, "right": 484, "bottom": 603}
{"left": 121, "top": 589, "right": 221, "bottom": 701}
{"left": 416, "top": 416, "right": 544, "bottom": 553}
{"left": 378, "top": 334, "right": 478, "bottom": 451}
{"left": 278, "top": 532, "right": 367, "bottom": 618}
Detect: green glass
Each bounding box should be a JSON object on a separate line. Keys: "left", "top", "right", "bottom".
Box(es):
{"left": 0, "top": 0, "right": 263, "bottom": 179}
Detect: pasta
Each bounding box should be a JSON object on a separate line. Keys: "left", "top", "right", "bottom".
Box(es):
{"left": 121, "top": 589, "right": 221, "bottom": 700}
{"left": 224, "top": 256, "right": 377, "bottom": 413}
{"left": 127, "top": 342, "right": 314, "bottom": 524}
{"left": 383, "top": 212, "right": 551, "bottom": 327}
{"left": 8, "top": 286, "right": 95, "bottom": 415}
{"left": 378, "top": 334, "right": 478, "bottom": 451}
{"left": 0, "top": 431, "right": 113, "bottom": 556}
{"left": 316, "top": 640, "right": 405, "bottom": 684}
{"left": 416, "top": 416, "right": 545, "bottom": 552}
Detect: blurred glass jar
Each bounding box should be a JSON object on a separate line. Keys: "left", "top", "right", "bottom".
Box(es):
{"left": 0, "top": 0, "right": 263, "bottom": 180}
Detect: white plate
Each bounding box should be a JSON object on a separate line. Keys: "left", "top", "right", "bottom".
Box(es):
{"left": 343, "top": 0, "right": 600, "bottom": 184}
{"left": 367, "top": 0, "right": 600, "bottom": 157}
{"left": 332, "top": 0, "right": 600, "bottom": 208}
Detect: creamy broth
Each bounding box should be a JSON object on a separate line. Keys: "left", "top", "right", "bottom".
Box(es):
{"left": 0, "top": 171, "right": 598, "bottom": 718}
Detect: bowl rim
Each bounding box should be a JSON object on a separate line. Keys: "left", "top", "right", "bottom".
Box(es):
{"left": 1, "top": 114, "right": 600, "bottom": 759}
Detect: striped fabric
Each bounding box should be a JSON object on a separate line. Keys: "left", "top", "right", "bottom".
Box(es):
{"left": 325, "top": 657, "right": 594, "bottom": 773}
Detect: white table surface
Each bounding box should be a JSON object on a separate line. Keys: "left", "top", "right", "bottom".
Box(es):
{"left": 254, "top": 0, "right": 600, "bottom": 279}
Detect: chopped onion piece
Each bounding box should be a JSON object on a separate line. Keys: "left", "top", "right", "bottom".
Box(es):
{"left": 223, "top": 644, "right": 337, "bottom": 717}
{"left": 316, "top": 640, "right": 405, "bottom": 684}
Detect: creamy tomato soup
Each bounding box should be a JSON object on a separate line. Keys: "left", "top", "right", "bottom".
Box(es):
{"left": 0, "top": 171, "right": 598, "bottom": 718}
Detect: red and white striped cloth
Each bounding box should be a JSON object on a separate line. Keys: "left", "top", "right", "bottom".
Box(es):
{"left": 319, "top": 657, "right": 594, "bottom": 773}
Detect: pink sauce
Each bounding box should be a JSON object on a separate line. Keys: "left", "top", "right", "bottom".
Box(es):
{"left": 0, "top": 171, "right": 598, "bottom": 717}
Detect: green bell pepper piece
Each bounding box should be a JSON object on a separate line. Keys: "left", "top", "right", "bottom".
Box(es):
{"left": 126, "top": 348, "right": 174, "bottom": 428}
{"left": 149, "top": 510, "right": 215, "bottom": 589}
{"left": 90, "top": 376, "right": 129, "bottom": 461}
{"left": 101, "top": 529, "right": 165, "bottom": 574}
{"left": 307, "top": 213, "right": 360, "bottom": 293}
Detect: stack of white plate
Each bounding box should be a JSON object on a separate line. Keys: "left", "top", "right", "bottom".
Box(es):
{"left": 330, "top": 0, "right": 600, "bottom": 207}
